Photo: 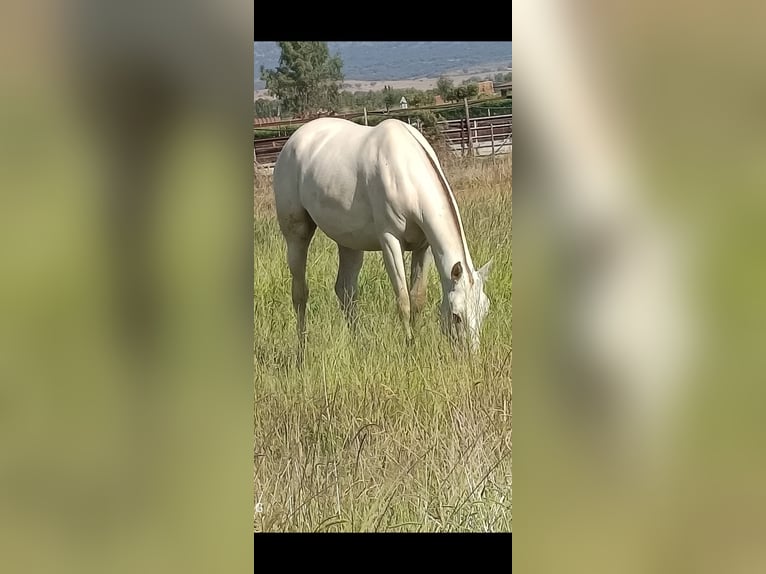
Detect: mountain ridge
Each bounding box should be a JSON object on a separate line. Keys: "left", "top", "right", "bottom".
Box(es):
{"left": 254, "top": 41, "right": 512, "bottom": 88}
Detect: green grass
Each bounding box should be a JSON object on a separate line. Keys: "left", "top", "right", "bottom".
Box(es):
{"left": 254, "top": 154, "right": 512, "bottom": 532}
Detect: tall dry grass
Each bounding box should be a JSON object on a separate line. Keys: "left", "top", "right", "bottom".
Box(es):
{"left": 254, "top": 149, "right": 511, "bottom": 532}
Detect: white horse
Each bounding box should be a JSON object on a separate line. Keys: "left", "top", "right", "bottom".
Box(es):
{"left": 272, "top": 117, "right": 492, "bottom": 357}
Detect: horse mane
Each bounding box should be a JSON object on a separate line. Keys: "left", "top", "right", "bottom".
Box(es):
{"left": 399, "top": 122, "right": 474, "bottom": 278}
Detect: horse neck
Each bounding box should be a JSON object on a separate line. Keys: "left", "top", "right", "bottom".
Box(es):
{"left": 419, "top": 197, "right": 475, "bottom": 299}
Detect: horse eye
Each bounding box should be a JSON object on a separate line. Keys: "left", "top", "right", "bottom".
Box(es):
{"left": 452, "top": 313, "right": 462, "bottom": 324}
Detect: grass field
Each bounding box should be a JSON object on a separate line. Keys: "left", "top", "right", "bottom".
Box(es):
{"left": 254, "top": 151, "right": 512, "bottom": 532}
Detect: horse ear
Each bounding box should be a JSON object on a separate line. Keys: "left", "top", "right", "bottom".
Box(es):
{"left": 478, "top": 259, "right": 493, "bottom": 281}
{"left": 451, "top": 261, "right": 463, "bottom": 282}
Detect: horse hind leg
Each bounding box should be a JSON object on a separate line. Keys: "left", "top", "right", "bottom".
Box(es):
{"left": 281, "top": 212, "right": 317, "bottom": 363}
{"left": 335, "top": 245, "right": 364, "bottom": 330}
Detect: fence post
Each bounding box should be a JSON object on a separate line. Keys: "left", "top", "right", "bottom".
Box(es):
{"left": 460, "top": 118, "right": 466, "bottom": 157}
{"left": 490, "top": 123, "right": 496, "bottom": 163}
{"left": 364, "top": 107, "right": 368, "bottom": 126}
{"left": 464, "top": 98, "right": 474, "bottom": 157}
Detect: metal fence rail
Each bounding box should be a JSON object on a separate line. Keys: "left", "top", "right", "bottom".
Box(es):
{"left": 253, "top": 136, "right": 288, "bottom": 166}
{"left": 438, "top": 113, "right": 512, "bottom": 156}
{"left": 254, "top": 110, "right": 511, "bottom": 168}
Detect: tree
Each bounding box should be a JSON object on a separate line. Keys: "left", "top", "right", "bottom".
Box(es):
{"left": 383, "top": 85, "right": 397, "bottom": 112}
{"left": 253, "top": 98, "right": 279, "bottom": 118}
{"left": 260, "top": 42, "right": 344, "bottom": 117}
{"left": 436, "top": 76, "right": 454, "bottom": 101}
{"left": 448, "top": 86, "right": 470, "bottom": 102}
{"left": 338, "top": 91, "right": 356, "bottom": 111}
{"left": 465, "top": 83, "right": 479, "bottom": 98}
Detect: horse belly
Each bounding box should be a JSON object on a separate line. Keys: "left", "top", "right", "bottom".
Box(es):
{"left": 317, "top": 214, "right": 382, "bottom": 251}
{"left": 302, "top": 186, "right": 382, "bottom": 251}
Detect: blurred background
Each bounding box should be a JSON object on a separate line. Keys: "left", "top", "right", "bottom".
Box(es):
{"left": 0, "top": 0, "right": 253, "bottom": 571}
{"left": 514, "top": 0, "right": 766, "bottom": 571}
{"left": 4, "top": 0, "right": 766, "bottom": 565}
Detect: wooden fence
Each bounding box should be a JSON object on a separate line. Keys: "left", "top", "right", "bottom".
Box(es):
{"left": 437, "top": 113, "right": 512, "bottom": 158}
{"left": 254, "top": 100, "right": 511, "bottom": 168}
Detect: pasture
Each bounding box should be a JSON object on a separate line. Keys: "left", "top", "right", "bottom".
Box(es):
{"left": 254, "top": 151, "right": 512, "bottom": 532}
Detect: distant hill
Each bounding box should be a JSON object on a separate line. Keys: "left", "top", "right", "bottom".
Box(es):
{"left": 254, "top": 42, "right": 512, "bottom": 88}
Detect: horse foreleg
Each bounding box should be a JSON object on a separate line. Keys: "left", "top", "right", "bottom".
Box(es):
{"left": 409, "top": 245, "right": 433, "bottom": 319}
{"left": 380, "top": 233, "right": 414, "bottom": 344}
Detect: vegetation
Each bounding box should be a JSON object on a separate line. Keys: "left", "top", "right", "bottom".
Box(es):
{"left": 254, "top": 98, "right": 280, "bottom": 118}
{"left": 255, "top": 87, "right": 510, "bottom": 123}
{"left": 459, "top": 72, "right": 512, "bottom": 86}
{"left": 260, "top": 42, "right": 344, "bottom": 117}
{"left": 445, "top": 84, "right": 479, "bottom": 103}
{"left": 253, "top": 125, "right": 303, "bottom": 139}
{"left": 337, "top": 88, "right": 437, "bottom": 114}
{"left": 437, "top": 76, "right": 454, "bottom": 101}
{"left": 334, "top": 81, "right": 507, "bottom": 116}
{"left": 254, "top": 152, "right": 512, "bottom": 532}
{"left": 382, "top": 85, "right": 397, "bottom": 112}
{"left": 345, "top": 109, "right": 442, "bottom": 142}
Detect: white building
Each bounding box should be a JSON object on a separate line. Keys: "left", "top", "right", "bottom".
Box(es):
{"left": 399, "top": 96, "right": 408, "bottom": 109}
